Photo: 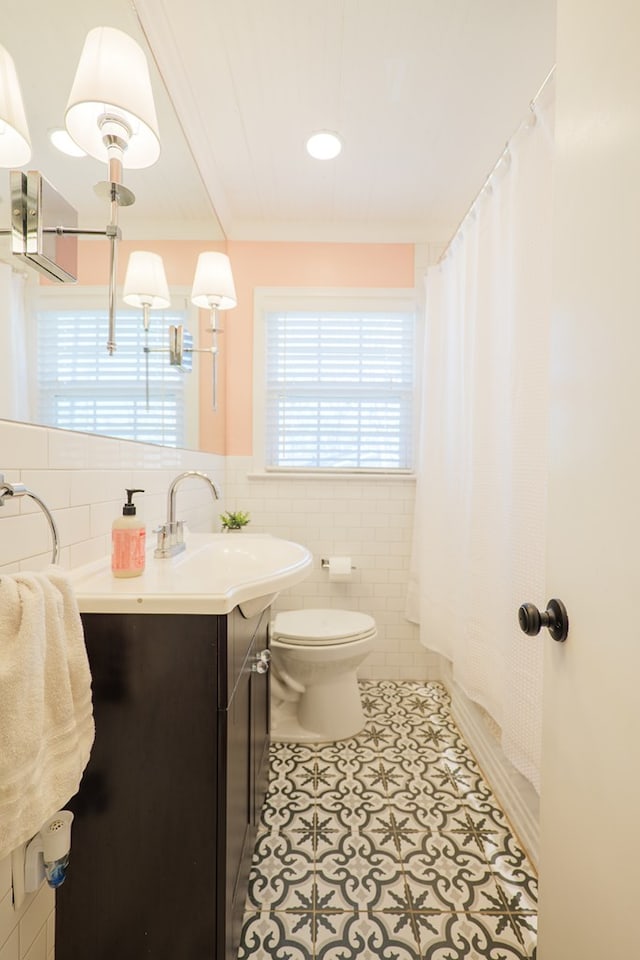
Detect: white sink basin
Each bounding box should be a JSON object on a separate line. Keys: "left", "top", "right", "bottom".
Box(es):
{"left": 70, "top": 533, "right": 313, "bottom": 615}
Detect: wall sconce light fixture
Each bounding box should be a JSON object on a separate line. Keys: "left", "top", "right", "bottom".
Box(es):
{"left": 2, "top": 27, "right": 160, "bottom": 356}
{"left": 123, "top": 249, "right": 239, "bottom": 412}
{"left": 189, "top": 252, "right": 237, "bottom": 409}
{"left": 65, "top": 26, "right": 160, "bottom": 355}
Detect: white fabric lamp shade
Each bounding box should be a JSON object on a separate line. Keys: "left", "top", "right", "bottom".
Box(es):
{"left": 123, "top": 251, "right": 170, "bottom": 309}
{"left": 0, "top": 44, "right": 31, "bottom": 166}
{"left": 64, "top": 26, "right": 160, "bottom": 169}
{"left": 191, "top": 252, "right": 237, "bottom": 310}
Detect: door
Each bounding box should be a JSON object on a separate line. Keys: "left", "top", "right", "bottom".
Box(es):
{"left": 537, "top": 1, "right": 640, "bottom": 955}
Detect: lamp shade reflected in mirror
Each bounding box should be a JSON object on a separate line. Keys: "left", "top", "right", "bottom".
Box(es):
{"left": 191, "top": 252, "right": 237, "bottom": 310}
{"left": 123, "top": 251, "right": 171, "bottom": 310}
{"left": 0, "top": 43, "right": 31, "bottom": 167}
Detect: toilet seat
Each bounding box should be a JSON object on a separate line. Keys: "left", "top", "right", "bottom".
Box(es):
{"left": 271, "top": 608, "right": 376, "bottom": 646}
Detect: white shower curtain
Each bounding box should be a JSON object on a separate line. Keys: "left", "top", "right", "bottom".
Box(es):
{"left": 408, "top": 84, "right": 554, "bottom": 792}
{"left": 0, "top": 263, "right": 30, "bottom": 422}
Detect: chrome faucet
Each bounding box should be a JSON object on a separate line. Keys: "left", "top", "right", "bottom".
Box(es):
{"left": 154, "top": 470, "right": 221, "bottom": 558}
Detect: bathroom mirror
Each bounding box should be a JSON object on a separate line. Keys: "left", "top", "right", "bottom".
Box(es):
{"left": 0, "top": 0, "right": 224, "bottom": 451}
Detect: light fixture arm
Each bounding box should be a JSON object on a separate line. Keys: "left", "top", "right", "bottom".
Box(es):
{"left": 100, "top": 134, "right": 133, "bottom": 356}
{"left": 0, "top": 224, "right": 120, "bottom": 240}
{"left": 167, "top": 321, "right": 222, "bottom": 411}
{"left": 107, "top": 222, "right": 119, "bottom": 355}
{"left": 209, "top": 306, "right": 221, "bottom": 410}
{"left": 47, "top": 220, "right": 123, "bottom": 357}
{"left": 144, "top": 328, "right": 150, "bottom": 409}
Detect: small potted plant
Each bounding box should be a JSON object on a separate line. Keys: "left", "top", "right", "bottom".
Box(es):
{"left": 220, "top": 509, "right": 251, "bottom": 532}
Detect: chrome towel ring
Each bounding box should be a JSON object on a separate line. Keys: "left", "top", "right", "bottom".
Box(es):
{"left": 0, "top": 473, "right": 61, "bottom": 565}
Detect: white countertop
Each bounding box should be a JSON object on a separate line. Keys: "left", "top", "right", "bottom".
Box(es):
{"left": 69, "top": 533, "right": 313, "bottom": 615}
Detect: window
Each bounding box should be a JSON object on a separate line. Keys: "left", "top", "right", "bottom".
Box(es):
{"left": 259, "top": 292, "right": 416, "bottom": 472}
{"left": 36, "top": 297, "right": 194, "bottom": 447}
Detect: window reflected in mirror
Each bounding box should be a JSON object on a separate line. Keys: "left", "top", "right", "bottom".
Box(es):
{"left": 34, "top": 289, "right": 199, "bottom": 449}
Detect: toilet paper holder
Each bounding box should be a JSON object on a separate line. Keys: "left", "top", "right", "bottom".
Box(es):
{"left": 321, "top": 558, "right": 356, "bottom": 570}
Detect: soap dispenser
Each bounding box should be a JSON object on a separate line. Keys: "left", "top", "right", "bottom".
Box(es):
{"left": 112, "top": 488, "right": 146, "bottom": 578}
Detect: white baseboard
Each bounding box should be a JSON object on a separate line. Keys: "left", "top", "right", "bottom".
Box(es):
{"left": 449, "top": 680, "right": 539, "bottom": 869}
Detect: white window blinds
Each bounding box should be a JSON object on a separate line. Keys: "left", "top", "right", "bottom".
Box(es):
{"left": 264, "top": 309, "right": 415, "bottom": 471}
{"left": 37, "top": 308, "right": 188, "bottom": 446}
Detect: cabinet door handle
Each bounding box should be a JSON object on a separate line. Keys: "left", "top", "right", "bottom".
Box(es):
{"left": 252, "top": 649, "right": 271, "bottom": 673}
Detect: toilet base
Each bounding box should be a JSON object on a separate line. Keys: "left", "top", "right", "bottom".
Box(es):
{"left": 271, "top": 701, "right": 330, "bottom": 744}
{"left": 271, "top": 671, "right": 365, "bottom": 743}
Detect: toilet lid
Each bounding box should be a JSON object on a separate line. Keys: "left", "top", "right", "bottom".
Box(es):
{"left": 271, "top": 608, "right": 376, "bottom": 645}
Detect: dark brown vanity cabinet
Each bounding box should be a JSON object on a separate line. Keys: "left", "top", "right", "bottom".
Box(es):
{"left": 55, "top": 605, "right": 270, "bottom": 960}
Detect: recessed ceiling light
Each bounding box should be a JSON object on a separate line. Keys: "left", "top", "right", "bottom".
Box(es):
{"left": 306, "top": 131, "right": 342, "bottom": 160}
{"left": 49, "top": 128, "right": 87, "bottom": 157}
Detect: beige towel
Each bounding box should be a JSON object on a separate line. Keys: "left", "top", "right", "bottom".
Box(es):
{"left": 0, "top": 568, "right": 95, "bottom": 861}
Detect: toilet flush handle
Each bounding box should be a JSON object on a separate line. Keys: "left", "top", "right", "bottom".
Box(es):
{"left": 252, "top": 649, "right": 272, "bottom": 674}
{"left": 518, "top": 599, "right": 569, "bottom": 643}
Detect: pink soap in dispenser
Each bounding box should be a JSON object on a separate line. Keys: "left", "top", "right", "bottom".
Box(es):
{"left": 112, "top": 489, "right": 146, "bottom": 578}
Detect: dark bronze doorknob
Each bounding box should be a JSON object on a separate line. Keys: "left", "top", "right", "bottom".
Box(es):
{"left": 518, "top": 598, "right": 569, "bottom": 642}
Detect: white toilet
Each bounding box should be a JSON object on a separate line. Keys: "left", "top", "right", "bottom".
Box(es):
{"left": 269, "top": 608, "right": 376, "bottom": 743}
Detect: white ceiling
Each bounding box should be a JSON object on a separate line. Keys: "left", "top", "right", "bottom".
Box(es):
{"left": 135, "top": 0, "right": 556, "bottom": 243}
{"left": 1, "top": 0, "right": 556, "bottom": 247}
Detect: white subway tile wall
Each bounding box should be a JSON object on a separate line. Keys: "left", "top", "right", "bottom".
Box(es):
{"left": 225, "top": 457, "right": 441, "bottom": 681}
{"left": 0, "top": 420, "right": 225, "bottom": 574}
{"left": 0, "top": 853, "right": 54, "bottom": 960}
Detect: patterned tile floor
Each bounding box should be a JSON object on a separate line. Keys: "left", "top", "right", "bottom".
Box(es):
{"left": 238, "top": 680, "right": 538, "bottom": 960}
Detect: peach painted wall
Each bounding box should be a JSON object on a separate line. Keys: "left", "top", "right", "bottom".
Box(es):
{"left": 75, "top": 239, "right": 226, "bottom": 287}
{"left": 224, "top": 241, "right": 415, "bottom": 456}
{"left": 67, "top": 238, "right": 415, "bottom": 457}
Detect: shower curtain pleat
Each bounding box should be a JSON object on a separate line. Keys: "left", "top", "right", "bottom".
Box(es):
{"left": 408, "top": 83, "right": 554, "bottom": 793}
